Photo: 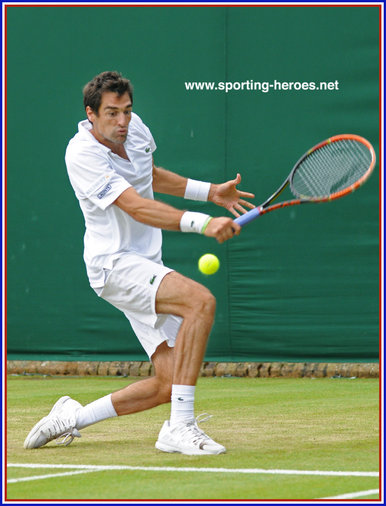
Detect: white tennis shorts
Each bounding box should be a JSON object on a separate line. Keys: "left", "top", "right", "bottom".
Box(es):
{"left": 95, "top": 253, "right": 182, "bottom": 359}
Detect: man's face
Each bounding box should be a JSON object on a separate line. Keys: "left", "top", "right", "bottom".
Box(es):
{"left": 86, "top": 91, "right": 132, "bottom": 147}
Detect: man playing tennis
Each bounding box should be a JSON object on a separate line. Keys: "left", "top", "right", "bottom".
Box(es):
{"left": 24, "top": 71, "right": 255, "bottom": 455}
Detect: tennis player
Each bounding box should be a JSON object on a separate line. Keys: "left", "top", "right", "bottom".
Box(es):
{"left": 24, "top": 71, "right": 255, "bottom": 455}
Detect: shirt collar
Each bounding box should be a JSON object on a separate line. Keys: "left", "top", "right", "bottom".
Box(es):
{"left": 77, "top": 120, "right": 112, "bottom": 154}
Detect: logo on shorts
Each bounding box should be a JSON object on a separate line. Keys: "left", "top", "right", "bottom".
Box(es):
{"left": 150, "top": 275, "right": 157, "bottom": 285}
{"left": 97, "top": 183, "right": 112, "bottom": 199}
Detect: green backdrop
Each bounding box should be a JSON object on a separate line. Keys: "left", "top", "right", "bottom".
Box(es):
{"left": 6, "top": 5, "right": 380, "bottom": 362}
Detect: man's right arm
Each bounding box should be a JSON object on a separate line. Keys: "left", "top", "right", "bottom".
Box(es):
{"left": 114, "top": 187, "right": 184, "bottom": 231}
{"left": 114, "top": 187, "right": 240, "bottom": 243}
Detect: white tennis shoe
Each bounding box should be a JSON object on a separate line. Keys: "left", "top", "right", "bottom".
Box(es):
{"left": 24, "top": 396, "right": 82, "bottom": 449}
{"left": 155, "top": 415, "right": 226, "bottom": 455}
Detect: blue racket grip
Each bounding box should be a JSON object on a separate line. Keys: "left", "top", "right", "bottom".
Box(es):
{"left": 233, "top": 207, "right": 261, "bottom": 227}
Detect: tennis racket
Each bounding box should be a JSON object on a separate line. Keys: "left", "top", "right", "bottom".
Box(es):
{"left": 234, "top": 134, "right": 376, "bottom": 227}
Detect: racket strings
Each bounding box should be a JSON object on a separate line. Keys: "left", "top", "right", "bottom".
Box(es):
{"left": 291, "top": 139, "right": 372, "bottom": 199}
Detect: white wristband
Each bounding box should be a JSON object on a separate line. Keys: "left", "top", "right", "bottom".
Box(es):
{"left": 184, "top": 179, "right": 211, "bottom": 201}
{"left": 180, "top": 211, "right": 212, "bottom": 234}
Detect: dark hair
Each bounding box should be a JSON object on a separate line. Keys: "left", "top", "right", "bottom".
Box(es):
{"left": 83, "top": 71, "right": 134, "bottom": 114}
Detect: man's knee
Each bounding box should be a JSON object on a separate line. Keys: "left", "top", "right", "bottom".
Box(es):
{"left": 191, "top": 285, "right": 216, "bottom": 318}
{"left": 152, "top": 374, "right": 172, "bottom": 405}
{"left": 156, "top": 271, "right": 216, "bottom": 320}
{"left": 152, "top": 342, "right": 173, "bottom": 404}
{"left": 158, "top": 381, "right": 172, "bottom": 404}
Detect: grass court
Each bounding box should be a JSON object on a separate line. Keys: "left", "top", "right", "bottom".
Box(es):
{"left": 6, "top": 375, "right": 380, "bottom": 501}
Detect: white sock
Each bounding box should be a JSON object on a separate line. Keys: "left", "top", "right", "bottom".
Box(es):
{"left": 170, "top": 384, "right": 195, "bottom": 426}
{"left": 75, "top": 394, "right": 118, "bottom": 430}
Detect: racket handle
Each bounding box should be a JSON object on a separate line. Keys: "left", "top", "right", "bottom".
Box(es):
{"left": 234, "top": 207, "right": 261, "bottom": 226}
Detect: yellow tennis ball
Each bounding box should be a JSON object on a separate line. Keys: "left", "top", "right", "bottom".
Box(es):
{"left": 198, "top": 253, "right": 220, "bottom": 275}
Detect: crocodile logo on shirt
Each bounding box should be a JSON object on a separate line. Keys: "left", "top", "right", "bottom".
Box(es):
{"left": 145, "top": 147, "right": 151, "bottom": 153}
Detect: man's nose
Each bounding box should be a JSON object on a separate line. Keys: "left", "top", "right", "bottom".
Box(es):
{"left": 118, "top": 112, "right": 129, "bottom": 125}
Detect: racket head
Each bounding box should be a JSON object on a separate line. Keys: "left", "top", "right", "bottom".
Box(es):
{"left": 289, "top": 134, "right": 376, "bottom": 202}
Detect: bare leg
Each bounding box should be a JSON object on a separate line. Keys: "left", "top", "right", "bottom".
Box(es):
{"left": 155, "top": 271, "right": 216, "bottom": 385}
{"left": 111, "top": 341, "right": 174, "bottom": 416}
{"left": 23, "top": 273, "right": 219, "bottom": 452}
{"left": 111, "top": 271, "right": 215, "bottom": 413}
{"left": 153, "top": 272, "right": 226, "bottom": 454}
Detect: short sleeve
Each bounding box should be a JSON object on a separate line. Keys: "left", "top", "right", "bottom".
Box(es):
{"left": 65, "top": 144, "right": 131, "bottom": 210}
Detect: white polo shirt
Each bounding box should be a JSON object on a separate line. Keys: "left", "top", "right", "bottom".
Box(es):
{"left": 65, "top": 113, "right": 162, "bottom": 288}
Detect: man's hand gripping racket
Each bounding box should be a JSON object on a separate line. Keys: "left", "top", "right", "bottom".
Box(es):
{"left": 234, "top": 134, "right": 376, "bottom": 227}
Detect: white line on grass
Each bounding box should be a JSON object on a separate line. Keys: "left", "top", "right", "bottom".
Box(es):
{"left": 7, "top": 469, "right": 104, "bottom": 484}
{"left": 322, "top": 488, "right": 379, "bottom": 499}
{"left": 7, "top": 463, "right": 379, "bottom": 481}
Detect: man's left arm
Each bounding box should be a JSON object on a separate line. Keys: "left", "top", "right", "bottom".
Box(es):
{"left": 152, "top": 162, "right": 256, "bottom": 217}
{"left": 152, "top": 163, "right": 187, "bottom": 197}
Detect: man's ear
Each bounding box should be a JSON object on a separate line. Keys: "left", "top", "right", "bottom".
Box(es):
{"left": 86, "top": 105, "right": 96, "bottom": 124}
